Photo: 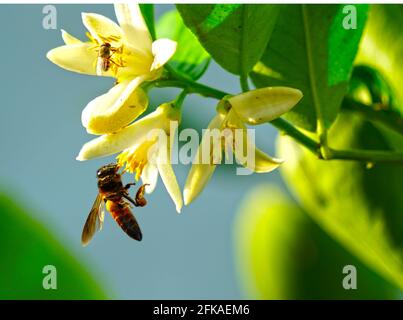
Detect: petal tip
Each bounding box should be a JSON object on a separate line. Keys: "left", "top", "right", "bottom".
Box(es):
{"left": 292, "top": 88, "right": 304, "bottom": 101}
{"left": 183, "top": 189, "right": 193, "bottom": 206}
{"left": 76, "top": 153, "right": 86, "bottom": 161}
{"left": 46, "top": 49, "right": 55, "bottom": 61}
{"left": 76, "top": 147, "right": 90, "bottom": 161}
{"left": 150, "top": 39, "right": 178, "bottom": 71}
{"left": 145, "top": 185, "right": 154, "bottom": 194}
{"left": 273, "top": 157, "right": 285, "bottom": 164}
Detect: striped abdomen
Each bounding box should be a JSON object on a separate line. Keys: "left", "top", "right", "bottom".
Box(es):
{"left": 106, "top": 200, "right": 142, "bottom": 241}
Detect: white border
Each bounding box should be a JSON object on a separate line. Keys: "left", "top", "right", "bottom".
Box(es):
{"left": 4, "top": 1, "right": 403, "bottom": 4}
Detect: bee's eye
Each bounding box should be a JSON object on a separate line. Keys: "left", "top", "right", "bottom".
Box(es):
{"left": 97, "top": 168, "right": 107, "bottom": 177}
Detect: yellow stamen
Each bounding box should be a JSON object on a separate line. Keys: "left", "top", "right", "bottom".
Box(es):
{"left": 116, "top": 138, "right": 157, "bottom": 180}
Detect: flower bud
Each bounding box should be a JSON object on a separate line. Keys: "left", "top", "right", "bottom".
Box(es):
{"left": 228, "top": 87, "right": 303, "bottom": 125}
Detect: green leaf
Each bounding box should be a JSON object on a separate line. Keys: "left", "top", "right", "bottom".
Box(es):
{"left": 328, "top": 5, "right": 368, "bottom": 85}
{"left": 251, "top": 4, "right": 368, "bottom": 131}
{"left": 349, "top": 65, "right": 397, "bottom": 108}
{"left": 277, "top": 110, "right": 403, "bottom": 290}
{"left": 156, "top": 9, "right": 210, "bottom": 80}
{"left": 355, "top": 5, "right": 403, "bottom": 115}
{"left": 140, "top": 4, "right": 156, "bottom": 40}
{"left": 234, "top": 185, "right": 400, "bottom": 299}
{"left": 0, "top": 192, "right": 107, "bottom": 299}
{"left": 177, "top": 4, "right": 280, "bottom": 76}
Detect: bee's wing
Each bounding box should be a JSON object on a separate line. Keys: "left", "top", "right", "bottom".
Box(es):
{"left": 98, "top": 201, "right": 105, "bottom": 231}
{"left": 81, "top": 193, "right": 103, "bottom": 246}
{"left": 96, "top": 57, "right": 104, "bottom": 76}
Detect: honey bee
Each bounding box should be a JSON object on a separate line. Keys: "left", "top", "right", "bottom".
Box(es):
{"left": 81, "top": 163, "right": 148, "bottom": 246}
{"left": 96, "top": 42, "right": 124, "bottom": 76}
{"left": 87, "top": 33, "right": 125, "bottom": 76}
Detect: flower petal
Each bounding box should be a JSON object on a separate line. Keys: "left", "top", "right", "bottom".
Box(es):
{"left": 157, "top": 156, "right": 183, "bottom": 213}
{"left": 229, "top": 87, "right": 303, "bottom": 125}
{"left": 82, "top": 77, "right": 148, "bottom": 135}
{"left": 150, "top": 39, "right": 177, "bottom": 72}
{"left": 253, "top": 148, "right": 283, "bottom": 172}
{"left": 47, "top": 43, "right": 99, "bottom": 76}
{"left": 114, "top": 3, "right": 153, "bottom": 56}
{"left": 183, "top": 163, "right": 216, "bottom": 206}
{"left": 76, "top": 105, "right": 169, "bottom": 161}
{"left": 233, "top": 122, "right": 283, "bottom": 173}
{"left": 61, "top": 29, "right": 82, "bottom": 45}
{"left": 183, "top": 113, "right": 225, "bottom": 205}
{"left": 82, "top": 12, "right": 123, "bottom": 45}
{"left": 141, "top": 163, "right": 159, "bottom": 194}
{"left": 116, "top": 53, "right": 153, "bottom": 80}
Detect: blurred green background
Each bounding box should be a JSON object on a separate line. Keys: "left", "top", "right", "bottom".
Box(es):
{"left": 0, "top": 4, "right": 402, "bottom": 299}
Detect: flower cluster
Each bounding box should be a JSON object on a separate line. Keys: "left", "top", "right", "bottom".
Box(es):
{"left": 47, "top": 3, "right": 176, "bottom": 135}
{"left": 184, "top": 87, "right": 302, "bottom": 205}
{"left": 47, "top": 4, "right": 302, "bottom": 213}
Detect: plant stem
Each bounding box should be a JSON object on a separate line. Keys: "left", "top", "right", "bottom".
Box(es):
{"left": 270, "top": 118, "right": 320, "bottom": 155}
{"left": 240, "top": 74, "right": 250, "bottom": 92}
{"left": 328, "top": 148, "right": 403, "bottom": 163}
{"left": 173, "top": 89, "right": 188, "bottom": 111}
{"left": 302, "top": 4, "right": 330, "bottom": 158}
{"left": 155, "top": 79, "right": 229, "bottom": 100}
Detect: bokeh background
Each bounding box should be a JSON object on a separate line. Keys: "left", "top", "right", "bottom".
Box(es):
{"left": 0, "top": 4, "right": 402, "bottom": 299}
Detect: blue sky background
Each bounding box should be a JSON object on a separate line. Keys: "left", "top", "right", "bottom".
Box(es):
{"left": 0, "top": 4, "right": 282, "bottom": 299}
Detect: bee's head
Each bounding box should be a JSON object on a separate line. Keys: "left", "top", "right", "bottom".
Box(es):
{"left": 97, "top": 163, "right": 118, "bottom": 178}
{"left": 100, "top": 42, "right": 111, "bottom": 50}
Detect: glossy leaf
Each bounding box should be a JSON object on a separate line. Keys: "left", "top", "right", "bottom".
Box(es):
{"left": 355, "top": 5, "right": 403, "bottom": 115}
{"left": 0, "top": 192, "right": 107, "bottom": 299}
{"left": 234, "top": 185, "right": 400, "bottom": 299}
{"left": 156, "top": 9, "right": 210, "bottom": 80}
{"left": 251, "top": 4, "right": 368, "bottom": 131}
{"left": 277, "top": 111, "right": 403, "bottom": 290}
{"left": 140, "top": 4, "right": 156, "bottom": 40}
{"left": 177, "top": 4, "right": 280, "bottom": 76}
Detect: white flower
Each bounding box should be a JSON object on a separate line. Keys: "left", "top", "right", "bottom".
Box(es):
{"left": 77, "top": 103, "right": 183, "bottom": 213}
{"left": 47, "top": 4, "right": 177, "bottom": 135}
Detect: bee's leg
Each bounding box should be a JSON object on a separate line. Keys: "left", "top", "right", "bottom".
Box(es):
{"left": 135, "top": 184, "right": 149, "bottom": 207}
{"left": 109, "top": 50, "right": 117, "bottom": 58}
{"left": 110, "top": 45, "right": 123, "bottom": 55}
{"left": 110, "top": 57, "right": 126, "bottom": 68}
{"left": 123, "top": 194, "right": 148, "bottom": 208}
{"left": 122, "top": 194, "right": 137, "bottom": 206}
{"left": 125, "top": 183, "right": 136, "bottom": 190}
{"left": 110, "top": 61, "right": 121, "bottom": 78}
